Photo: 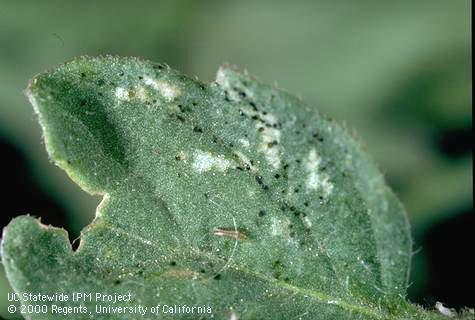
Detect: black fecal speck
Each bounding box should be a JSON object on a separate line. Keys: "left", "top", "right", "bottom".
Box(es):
{"left": 228, "top": 143, "right": 234, "bottom": 147}
{"left": 97, "top": 79, "right": 105, "bottom": 86}
{"left": 119, "top": 71, "right": 124, "bottom": 76}
{"left": 258, "top": 210, "right": 265, "bottom": 217}
{"left": 258, "top": 127, "right": 265, "bottom": 132}
{"left": 289, "top": 231, "right": 295, "bottom": 238}
{"left": 262, "top": 185, "right": 269, "bottom": 191}
{"left": 236, "top": 166, "right": 244, "bottom": 171}
{"left": 273, "top": 260, "right": 282, "bottom": 268}
{"left": 200, "top": 269, "right": 206, "bottom": 273}
{"left": 138, "top": 76, "right": 143, "bottom": 80}
{"left": 80, "top": 100, "right": 86, "bottom": 106}
{"left": 170, "top": 261, "right": 177, "bottom": 266}
{"left": 289, "top": 206, "right": 296, "bottom": 212}
{"left": 213, "top": 274, "right": 221, "bottom": 280}
{"left": 153, "top": 64, "right": 164, "bottom": 70}
{"left": 212, "top": 136, "right": 218, "bottom": 143}
{"left": 249, "top": 101, "right": 258, "bottom": 111}
{"left": 192, "top": 102, "right": 197, "bottom": 106}
{"left": 238, "top": 91, "right": 246, "bottom": 98}
{"left": 255, "top": 175, "right": 263, "bottom": 185}
{"left": 113, "top": 279, "right": 121, "bottom": 285}
{"left": 193, "top": 126, "right": 203, "bottom": 133}
{"left": 296, "top": 159, "right": 301, "bottom": 164}
{"left": 251, "top": 115, "right": 259, "bottom": 120}
{"left": 274, "top": 174, "right": 280, "bottom": 179}
{"left": 80, "top": 72, "right": 86, "bottom": 78}
{"left": 294, "top": 188, "right": 299, "bottom": 193}
{"left": 176, "top": 115, "right": 185, "bottom": 122}
{"left": 304, "top": 202, "right": 309, "bottom": 207}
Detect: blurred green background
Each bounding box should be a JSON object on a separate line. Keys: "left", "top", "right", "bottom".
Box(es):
{"left": 0, "top": 1, "right": 471, "bottom": 318}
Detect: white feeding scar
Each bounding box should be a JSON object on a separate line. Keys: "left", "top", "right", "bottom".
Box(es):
{"left": 192, "top": 150, "right": 234, "bottom": 173}
{"left": 143, "top": 77, "right": 180, "bottom": 102}
{"left": 305, "top": 148, "right": 333, "bottom": 198}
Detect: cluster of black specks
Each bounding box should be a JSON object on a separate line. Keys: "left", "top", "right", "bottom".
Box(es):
{"left": 231, "top": 152, "right": 254, "bottom": 172}
{"left": 279, "top": 202, "right": 312, "bottom": 235}
{"left": 312, "top": 131, "right": 324, "bottom": 143}
{"left": 255, "top": 175, "right": 269, "bottom": 191}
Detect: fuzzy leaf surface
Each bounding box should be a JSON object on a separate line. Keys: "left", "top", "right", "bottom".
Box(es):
{"left": 2, "top": 56, "right": 457, "bottom": 319}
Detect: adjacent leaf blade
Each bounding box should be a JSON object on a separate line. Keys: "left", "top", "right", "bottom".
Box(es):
{"left": 1, "top": 56, "right": 431, "bottom": 319}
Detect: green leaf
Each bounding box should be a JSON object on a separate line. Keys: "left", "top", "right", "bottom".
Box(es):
{"left": 1, "top": 56, "right": 467, "bottom": 319}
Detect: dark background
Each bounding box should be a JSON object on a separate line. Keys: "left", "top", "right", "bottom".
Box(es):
{"left": 0, "top": 1, "right": 472, "bottom": 318}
